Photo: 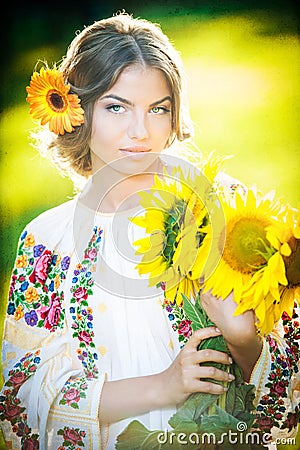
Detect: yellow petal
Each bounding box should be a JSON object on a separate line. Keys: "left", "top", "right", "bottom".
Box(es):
{"left": 294, "top": 226, "right": 300, "bottom": 239}
{"left": 280, "top": 242, "right": 291, "bottom": 257}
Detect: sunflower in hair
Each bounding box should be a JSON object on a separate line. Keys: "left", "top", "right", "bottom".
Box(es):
{"left": 26, "top": 67, "right": 84, "bottom": 135}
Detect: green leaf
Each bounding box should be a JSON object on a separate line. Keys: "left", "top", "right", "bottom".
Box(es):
{"left": 70, "top": 402, "right": 79, "bottom": 409}
{"left": 198, "top": 335, "right": 228, "bottom": 354}
{"left": 116, "top": 420, "right": 181, "bottom": 450}
{"left": 171, "top": 420, "right": 198, "bottom": 433}
{"left": 182, "top": 294, "right": 207, "bottom": 330}
{"left": 223, "top": 377, "right": 235, "bottom": 416}
{"left": 198, "top": 404, "right": 240, "bottom": 436}
{"left": 232, "top": 383, "right": 256, "bottom": 417}
{"left": 169, "top": 392, "right": 217, "bottom": 430}
{"left": 194, "top": 294, "right": 216, "bottom": 328}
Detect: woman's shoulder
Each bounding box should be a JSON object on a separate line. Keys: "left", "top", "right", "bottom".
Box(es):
{"left": 21, "top": 198, "right": 77, "bottom": 251}
{"left": 28, "top": 198, "right": 76, "bottom": 226}
{"left": 214, "top": 171, "right": 246, "bottom": 192}
{"left": 161, "top": 151, "right": 246, "bottom": 192}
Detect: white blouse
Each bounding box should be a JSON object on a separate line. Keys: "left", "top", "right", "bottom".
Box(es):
{"left": 1, "top": 193, "right": 299, "bottom": 449}
{"left": 76, "top": 203, "right": 181, "bottom": 449}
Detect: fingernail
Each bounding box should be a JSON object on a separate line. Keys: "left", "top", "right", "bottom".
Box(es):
{"left": 223, "top": 386, "right": 228, "bottom": 392}
{"left": 229, "top": 357, "right": 233, "bottom": 364}
{"left": 215, "top": 327, "right": 221, "bottom": 333}
{"left": 229, "top": 374, "right": 235, "bottom": 381}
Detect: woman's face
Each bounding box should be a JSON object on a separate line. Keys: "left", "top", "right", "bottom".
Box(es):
{"left": 90, "top": 65, "right": 172, "bottom": 175}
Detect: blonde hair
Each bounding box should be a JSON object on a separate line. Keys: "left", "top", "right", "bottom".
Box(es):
{"left": 34, "top": 12, "right": 193, "bottom": 184}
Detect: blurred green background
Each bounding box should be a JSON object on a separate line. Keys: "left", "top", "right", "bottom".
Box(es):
{"left": 0, "top": 1, "right": 299, "bottom": 448}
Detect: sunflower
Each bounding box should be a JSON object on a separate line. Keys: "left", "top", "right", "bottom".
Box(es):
{"left": 202, "top": 188, "right": 284, "bottom": 309}
{"left": 26, "top": 67, "right": 84, "bottom": 135}
{"left": 235, "top": 204, "right": 300, "bottom": 334}
{"left": 132, "top": 163, "right": 218, "bottom": 304}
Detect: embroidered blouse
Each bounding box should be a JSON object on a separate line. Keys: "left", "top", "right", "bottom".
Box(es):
{"left": 0, "top": 193, "right": 299, "bottom": 449}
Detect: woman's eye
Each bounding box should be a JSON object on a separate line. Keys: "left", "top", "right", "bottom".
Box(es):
{"left": 150, "top": 106, "right": 170, "bottom": 114}
{"left": 107, "top": 104, "right": 125, "bottom": 114}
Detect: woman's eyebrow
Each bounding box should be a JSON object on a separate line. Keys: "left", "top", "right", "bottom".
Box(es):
{"left": 100, "top": 94, "right": 133, "bottom": 106}
{"left": 99, "top": 94, "right": 172, "bottom": 107}
{"left": 150, "top": 96, "right": 172, "bottom": 107}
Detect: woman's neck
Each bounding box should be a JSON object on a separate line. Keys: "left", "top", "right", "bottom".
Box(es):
{"left": 80, "top": 158, "right": 165, "bottom": 213}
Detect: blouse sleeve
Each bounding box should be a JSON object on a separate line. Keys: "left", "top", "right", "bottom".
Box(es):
{"left": 0, "top": 227, "right": 106, "bottom": 450}
{"left": 250, "top": 302, "right": 300, "bottom": 441}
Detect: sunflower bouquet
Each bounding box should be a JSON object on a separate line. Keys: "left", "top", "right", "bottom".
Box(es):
{"left": 116, "top": 152, "right": 299, "bottom": 449}
{"left": 131, "top": 153, "right": 299, "bottom": 336}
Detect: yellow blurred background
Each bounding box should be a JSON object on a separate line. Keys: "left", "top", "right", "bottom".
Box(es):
{"left": 0, "top": 1, "right": 299, "bottom": 448}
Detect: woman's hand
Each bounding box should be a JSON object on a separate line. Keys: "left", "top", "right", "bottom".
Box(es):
{"left": 200, "top": 290, "right": 262, "bottom": 381}
{"left": 200, "top": 291, "right": 257, "bottom": 345}
{"left": 161, "top": 327, "right": 234, "bottom": 407}
{"left": 100, "top": 326, "right": 234, "bottom": 424}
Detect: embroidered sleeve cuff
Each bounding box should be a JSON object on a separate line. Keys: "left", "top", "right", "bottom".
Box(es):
{"left": 249, "top": 337, "right": 269, "bottom": 405}
{"left": 47, "top": 373, "right": 106, "bottom": 449}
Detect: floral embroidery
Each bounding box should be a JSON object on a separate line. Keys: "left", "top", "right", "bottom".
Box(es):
{"left": 57, "top": 426, "right": 86, "bottom": 448}
{"left": 282, "top": 303, "right": 300, "bottom": 363}
{"left": 160, "top": 282, "right": 190, "bottom": 346}
{"left": 70, "top": 226, "right": 103, "bottom": 378}
{"left": 255, "top": 305, "right": 300, "bottom": 433}
{"left": 7, "top": 230, "right": 70, "bottom": 332}
{"left": 59, "top": 377, "right": 88, "bottom": 409}
{"left": 0, "top": 351, "right": 41, "bottom": 447}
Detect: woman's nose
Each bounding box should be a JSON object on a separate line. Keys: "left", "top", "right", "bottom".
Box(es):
{"left": 127, "top": 112, "right": 149, "bottom": 141}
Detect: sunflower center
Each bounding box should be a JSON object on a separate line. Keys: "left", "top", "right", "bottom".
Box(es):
{"left": 223, "top": 217, "right": 270, "bottom": 274}
{"left": 46, "top": 89, "right": 67, "bottom": 112}
{"left": 283, "top": 237, "right": 300, "bottom": 286}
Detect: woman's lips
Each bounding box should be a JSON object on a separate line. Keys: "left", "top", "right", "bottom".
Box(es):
{"left": 119, "top": 146, "right": 151, "bottom": 158}
{"left": 120, "top": 146, "right": 151, "bottom": 153}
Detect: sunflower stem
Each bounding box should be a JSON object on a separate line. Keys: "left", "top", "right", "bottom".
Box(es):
{"left": 218, "top": 364, "right": 230, "bottom": 411}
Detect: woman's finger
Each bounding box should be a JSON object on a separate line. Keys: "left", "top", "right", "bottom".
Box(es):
{"left": 195, "top": 365, "right": 235, "bottom": 383}
{"left": 191, "top": 348, "right": 232, "bottom": 366}
{"left": 189, "top": 378, "right": 229, "bottom": 395}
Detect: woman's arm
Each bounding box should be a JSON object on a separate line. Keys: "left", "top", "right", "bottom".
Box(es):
{"left": 99, "top": 327, "right": 234, "bottom": 424}
{"left": 200, "top": 291, "right": 263, "bottom": 381}
{"left": 0, "top": 226, "right": 106, "bottom": 450}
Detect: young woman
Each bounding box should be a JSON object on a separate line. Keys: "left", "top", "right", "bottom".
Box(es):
{"left": 0, "top": 12, "right": 299, "bottom": 450}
